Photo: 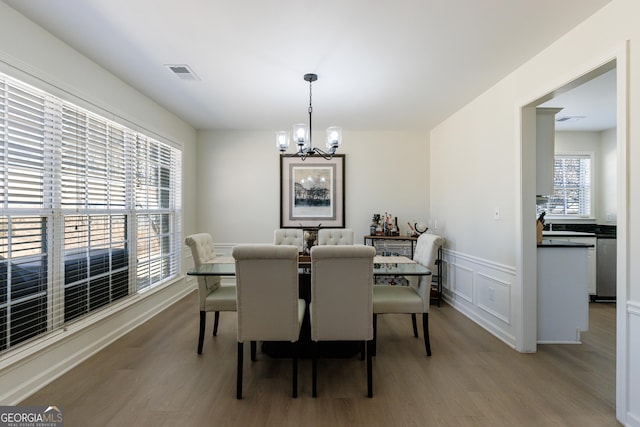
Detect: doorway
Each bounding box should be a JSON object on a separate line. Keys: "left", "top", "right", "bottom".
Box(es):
{"left": 519, "top": 53, "right": 628, "bottom": 420}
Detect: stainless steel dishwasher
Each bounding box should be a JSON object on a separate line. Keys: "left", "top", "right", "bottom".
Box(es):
{"left": 596, "top": 233, "right": 616, "bottom": 300}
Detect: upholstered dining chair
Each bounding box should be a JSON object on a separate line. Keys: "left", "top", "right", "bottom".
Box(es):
{"left": 232, "top": 244, "right": 305, "bottom": 399}
{"left": 185, "top": 233, "right": 237, "bottom": 354}
{"left": 317, "top": 228, "right": 354, "bottom": 245}
{"left": 310, "top": 245, "right": 376, "bottom": 397}
{"left": 372, "top": 233, "right": 445, "bottom": 357}
{"left": 274, "top": 228, "right": 304, "bottom": 252}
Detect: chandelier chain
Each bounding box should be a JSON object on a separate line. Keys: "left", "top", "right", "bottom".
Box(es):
{"left": 308, "top": 78, "right": 313, "bottom": 147}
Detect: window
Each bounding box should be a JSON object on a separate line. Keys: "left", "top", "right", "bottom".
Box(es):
{"left": 538, "top": 154, "right": 592, "bottom": 217}
{"left": 0, "top": 72, "right": 182, "bottom": 352}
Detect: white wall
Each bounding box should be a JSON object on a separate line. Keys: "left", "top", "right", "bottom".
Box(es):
{"left": 600, "top": 128, "right": 618, "bottom": 224}
{"left": 0, "top": 1, "right": 198, "bottom": 404}
{"left": 196, "top": 130, "right": 429, "bottom": 246}
{"left": 430, "top": 0, "right": 638, "bottom": 423}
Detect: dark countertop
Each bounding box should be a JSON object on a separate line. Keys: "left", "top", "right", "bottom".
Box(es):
{"left": 537, "top": 239, "right": 595, "bottom": 248}
{"left": 542, "top": 223, "right": 616, "bottom": 238}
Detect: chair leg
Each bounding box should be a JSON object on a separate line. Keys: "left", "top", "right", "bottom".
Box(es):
{"left": 422, "top": 313, "right": 432, "bottom": 356}
{"left": 366, "top": 340, "right": 373, "bottom": 398}
{"left": 292, "top": 341, "right": 299, "bottom": 398}
{"left": 372, "top": 314, "right": 378, "bottom": 356}
{"left": 250, "top": 341, "right": 257, "bottom": 361}
{"left": 411, "top": 313, "right": 418, "bottom": 337}
{"left": 198, "top": 311, "right": 206, "bottom": 354}
{"left": 213, "top": 311, "right": 220, "bottom": 336}
{"left": 237, "top": 342, "right": 243, "bottom": 399}
{"left": 312, "top": 341, "right": 318, "bottom": 398}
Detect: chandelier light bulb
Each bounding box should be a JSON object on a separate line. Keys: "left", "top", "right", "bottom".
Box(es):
{"left": 276, "top": 131, "right": 289, "bottom": 152}
{"left": 326, "top": 126, "right": 342, "bottom": 150}
{"left": 292, "top": 124, "right": 307, "bottom": 146}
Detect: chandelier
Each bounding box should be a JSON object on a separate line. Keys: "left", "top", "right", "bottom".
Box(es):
{"left": 276, "top": 73, "right": 342, "bottom": 160}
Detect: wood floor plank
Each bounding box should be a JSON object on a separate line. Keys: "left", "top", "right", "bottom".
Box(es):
{"left": 20, "top": 292, "right": 618, "bottom": 426}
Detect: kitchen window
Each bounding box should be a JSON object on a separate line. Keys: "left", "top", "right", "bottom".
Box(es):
{"left": 0, "top": 72, "right": 182, "bottom": 352}
{"left": 538, "top": 154, "right": 592, "bottom": 217}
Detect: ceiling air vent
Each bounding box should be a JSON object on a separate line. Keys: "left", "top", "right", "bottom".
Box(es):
{"left": 556, "top": 115, "right": 586, "bottom": 122}
{"left": 165, "top": 64, "right": 200, "bottom": 81}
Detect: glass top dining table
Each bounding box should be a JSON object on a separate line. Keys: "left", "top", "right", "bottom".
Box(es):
{"left": 186, "top": 255, "right": 432, "bottom": 277}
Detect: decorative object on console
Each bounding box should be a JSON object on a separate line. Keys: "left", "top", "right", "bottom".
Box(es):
{"left": 371, "top": 212, "right": 400, "bottom": 236}
{"left": 536, "top": 211, "right": 545, "bottom": 244}
{"left": 370, "top": 214, "right": 380, "bottom": 236}
{"left": 406, "top": 221, "right": 428, "bottom": 237}
{"left": 414, "top": 222, "right": 428, "bottom": 235}
{"left": 303, "top": 227, "right": 320, "bottom": 255}
{"left": 276, "top": 73, "right": 342, "bottom": 160}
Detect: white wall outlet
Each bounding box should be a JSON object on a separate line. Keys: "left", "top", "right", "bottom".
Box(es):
{"left": 493, "top": 207, "right": 500, "bottom": 220}
{"left": 489, "top": 287, "right": 495, "bottom": 302}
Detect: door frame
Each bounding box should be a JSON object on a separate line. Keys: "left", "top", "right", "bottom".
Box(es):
{"left": 518, "top": 43, "right": 628, "bottom": 421}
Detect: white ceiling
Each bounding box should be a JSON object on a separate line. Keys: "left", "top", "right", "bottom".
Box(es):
{"left": 3, "top": 0, "right": 614, "bottom": 132}
{"left": 540, "top": 68, "right": 617, "bottom": 132}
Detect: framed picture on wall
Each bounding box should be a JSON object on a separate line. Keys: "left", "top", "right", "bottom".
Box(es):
{"left": 280, "top": 154, "right": 345, "bottom": 228}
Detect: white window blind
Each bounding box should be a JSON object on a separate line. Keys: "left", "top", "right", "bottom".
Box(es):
{"left": 1, "top": 79, "right": 49, "bottom": 350}
{"left": 134, "top": 136, "right": 181, "bottom": 291}
{"left": 0, "top": 72, "right": 182, "bottom": 353}
{"left": 4, "top": 84, "right": 46, "bottom": 209}
{"left": 539, "top": 154, "right": 592, "bottom": 217}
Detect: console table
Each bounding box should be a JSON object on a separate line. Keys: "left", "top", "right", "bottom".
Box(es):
{"left": 363, "top": 235, "right": 418, "bottom": 258}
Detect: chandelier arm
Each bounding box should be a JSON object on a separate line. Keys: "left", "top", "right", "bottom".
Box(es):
{"left": 311, "top": 147, "right": 334, "bottom": 160}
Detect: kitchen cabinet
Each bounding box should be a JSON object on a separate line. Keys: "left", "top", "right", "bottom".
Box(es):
{"left": 536, "top": 107, "right": 562, "bottom": 196}
{"left": 543, "top": 231, "right": 596, "bottom": 295}
{"left": 537, "top": 241, "right": 592, "bottom": 343}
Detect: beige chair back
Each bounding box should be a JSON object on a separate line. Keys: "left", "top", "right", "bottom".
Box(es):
{"left": 185, "top": 232, "right": 217, "bottom": 267}
{"left": 185, "top": 233, "right": 221, "bottom": 309}
{"left": 274, "top": 229, "right": 304, "bottom": 252}
{"left": 310, "top": 245, "right": 375, "bottom": 341}
{"left": 410, "top": 233, "right": 445, "bottom": 311}
{"left": 233, "top": 244, "right": 301, "bottom": 342}
{"left": 317, "top": 228, "right": 354, "bottom": 245}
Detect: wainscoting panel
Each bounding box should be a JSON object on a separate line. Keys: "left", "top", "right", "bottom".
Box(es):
{"left": 441, "top": 249, "right": 517, "bottom": 348}
{"left": 450, "top": 263, "right": 474, "bottom": 303}
{"left": 476, "top": 272, "right": 511, "bottom": 324}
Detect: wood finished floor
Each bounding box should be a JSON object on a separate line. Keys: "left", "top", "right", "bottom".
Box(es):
{"left": 21, "top": 292, "right": 618, "bottom": 426}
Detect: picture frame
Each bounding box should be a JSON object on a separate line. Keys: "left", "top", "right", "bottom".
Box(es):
{"left": 280, "top": 154, "right": 345, "bottom": 228}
